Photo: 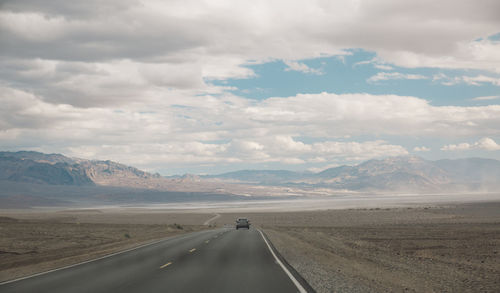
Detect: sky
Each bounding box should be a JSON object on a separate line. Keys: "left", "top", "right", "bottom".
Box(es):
{"left": 1, "top": 0, "right": 500, "bottom": 175}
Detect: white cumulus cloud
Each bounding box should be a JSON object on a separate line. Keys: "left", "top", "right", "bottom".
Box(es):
{"left": 367, "top": 72, "right": 428, "bottom": 83}
{"left": 441, "top": 137, "right": 500, "bottom": 151}
{"left": 433, "top": 73, "right": 500, "bottom": 87}
{"left": 3, "top": 87, "right": 500, "bottom": 171}
{"left": 414, "top": 146, "right": 430, "bottom": 152}
{"left": 0, "top": 0, "right": 500, "bottom": 109}
{"left": 471, "top": 95, "right": 500, "bottom": 101}
{"left": 1, "top": 0, "right": 500, "bottom": 171}
{"left": 283, "top": 60, "right": 324, "bottom": 75}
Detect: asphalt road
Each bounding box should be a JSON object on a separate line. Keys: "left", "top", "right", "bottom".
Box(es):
{"left": 0, "top": 228, "right": 311, "bottom": 293}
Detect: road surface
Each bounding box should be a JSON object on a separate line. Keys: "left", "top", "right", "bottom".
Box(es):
{"left": 0, "top": 228, "right": 312, "bottom": 293}
{"left": 203, "top": 213, "right": 221, "bottom": 226}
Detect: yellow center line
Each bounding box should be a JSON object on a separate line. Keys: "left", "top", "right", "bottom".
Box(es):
{"left": 189, "top": 248, "right": 196, "bottom": 253}
{"left": 160, "top": 262, "right": 172, "bottom": 269}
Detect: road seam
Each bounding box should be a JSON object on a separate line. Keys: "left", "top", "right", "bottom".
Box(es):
{"left": 258, "top": 229, "right": 307, "bottom": 293}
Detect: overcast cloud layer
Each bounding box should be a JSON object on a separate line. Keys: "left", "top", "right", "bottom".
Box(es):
{"left": 1, "top": 0, "right": 500, "bottom": 174}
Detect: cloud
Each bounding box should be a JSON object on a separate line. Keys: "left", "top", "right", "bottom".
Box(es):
{"left": 245, "top": 92, "right": 500, "bottom": 137}
{"left": 414, "top": 146, "right": 430, "bottom": 152}
{"left": 377, "top": 37, "right": 500, "bottom": 73}
{"left": 441, "top": 137, "right": 500, "bottom": 151}
{"left": 462, "top": 75, "right": 500, "bottom": 86}
{"left": 3, "top": 86, "right": 500, "bottom": 171}
{"left": 354, "top": 57, "right": 394, "bottom": 70}
{"left": 367, "top": 72, "right": 428, "bottom": 83}
{"left": 433, "top": 73, "right": 500, "bottom": 87}
{"left": 1, "top": 1, "right": 499, "bottom": 86}
{"left": 68, "top": 138, "right": 408, "bottom": 168}
{"left": 0, "top": 86, "right": 84, "bottom": 130}
{"left": 283, "top": 60, "right": 323, "bottom": 75}
{"left": 1, "top": 0, "right": 500, "bottom": 171}
{"left": 0, "top": 1, "right": 498, "bottom": 111}
{"left": 310, "top": 140, "right": 408, "bottom": 160}
{"left": 477, "top": 137, "right": 500, "bottom": 150}
{"left": 374, "top": 64, "right": 394, "bottom": 70}
{"left": 5, "top": 88, "right": 500, "bottom": 140}
{"left": 440, "top": 143, "right": 472, "bottom": 151}
{"left": 472, "top": 95, "right": 500, "bottom": 101}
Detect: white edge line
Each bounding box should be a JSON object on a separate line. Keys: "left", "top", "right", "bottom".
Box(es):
{"left": 258, "top": 229, "right": 307, "bottom": 293}
{"left": 0, "top": 229, "right": 215, "bottom": 286}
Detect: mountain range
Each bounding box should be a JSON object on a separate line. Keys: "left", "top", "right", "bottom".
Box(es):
{"left": 208, "top": 156, "right": 500, "bottom": 192}
{"left": 1, "top": 151, "right": 500, "bottom": 195}
{"left": 0, "top": 151, "right": 244, "bottom": 208}
{"left": 0, "top": 151, "right": 160, "bottom": 186}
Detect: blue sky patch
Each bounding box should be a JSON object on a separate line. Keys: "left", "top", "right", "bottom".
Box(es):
{"left": 212, "top": 49, "right": 499, "bottom": 107}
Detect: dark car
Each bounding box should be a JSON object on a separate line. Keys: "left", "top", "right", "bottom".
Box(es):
{"left": 235, "top": 218, "right": 250, "bottom": 229}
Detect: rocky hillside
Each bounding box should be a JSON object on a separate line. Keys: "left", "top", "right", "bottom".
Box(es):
{"left": 0, "top": 155, "right": 93, "bottom": 186}
{"left": 2, "top": 151, "right": 499, "bottom": 192}
{"left": 78, "top": 160, "right": 160, "bottom": 185}
{"left": 0, "top": 151, "right": 159, "bottom": 186}
{"left": 0, "top": 151, "right": 78, "bottom": 165}
{"left": 212, "top": 156, "right": 500, "bottom": 192}
{"left": 307, "top": 156, "right": 452, "bottom": 191}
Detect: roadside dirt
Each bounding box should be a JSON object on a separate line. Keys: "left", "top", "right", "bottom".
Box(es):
{"left": 2, "top": 202, "right": 499, "bottom": 292}
{"left": 0, "top": 212, "right": 211, "bottom": 282}
{"left": 260, "top": 202, "right": 500, "bottom": 293}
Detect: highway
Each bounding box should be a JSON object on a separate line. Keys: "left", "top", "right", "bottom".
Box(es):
{"left": 0, "top": 228, "right": 312, "bottom": 293}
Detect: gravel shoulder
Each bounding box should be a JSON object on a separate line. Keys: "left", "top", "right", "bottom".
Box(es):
{"left": 261, "top": 202, "right": 500, "bottom": 293}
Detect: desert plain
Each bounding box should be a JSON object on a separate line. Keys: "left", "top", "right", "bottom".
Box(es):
{"left": 1, "top": 197, "right": 499, "bottom": 293}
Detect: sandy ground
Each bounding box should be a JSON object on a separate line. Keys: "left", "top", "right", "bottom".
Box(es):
{"left": 251, "top": 203, "right": 500, "bottom": 293}
{"left": 0, "top": 211, "right": 213, "bottom": 282}
{"left": 1, "top": 199, "right": 499, "bottom": 292}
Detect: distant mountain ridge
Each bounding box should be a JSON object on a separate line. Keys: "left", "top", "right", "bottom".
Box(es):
{"left": 209, "top": 156, "right": 500, "bottom": 192}
{"left": 0, "top": 155, "right": 94, "bottom": 186}
{"left": 0, "top": 151, "right": 159, "bottom": 186}
{"left": 1, "top": 151, "right": 499, "bottom": 192}
{"left": 0, "top": 151, "right": 78, "bottom": 164}
{"left": 205, "top": 170, "right": 306, "bottom": 184}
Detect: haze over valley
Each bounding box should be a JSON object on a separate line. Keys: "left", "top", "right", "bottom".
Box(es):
{"left": 1, "top": 151, "right": 499, "bottom": 209}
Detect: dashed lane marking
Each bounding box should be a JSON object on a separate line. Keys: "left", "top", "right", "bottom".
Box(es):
{"left": 189, "top": 248, "right": 196, "bottom": 253}
{"left": 160, "top": 262, "right": 172, "bottom": 269}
